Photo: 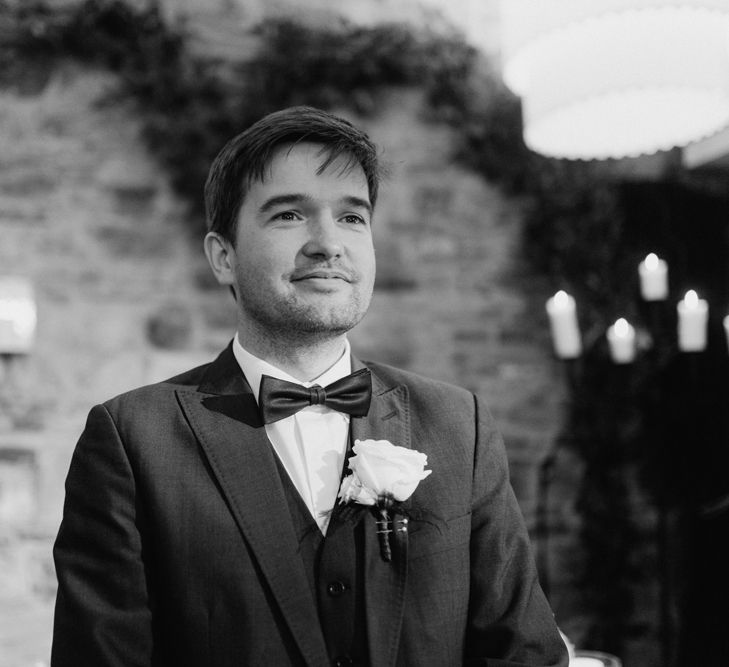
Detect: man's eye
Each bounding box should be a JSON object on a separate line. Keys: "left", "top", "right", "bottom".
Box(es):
{"left": 342, "top": 214, "right": 367, "bottom": 225}
{"left": 274, "top": 211, "right": 300, "bottom": 221}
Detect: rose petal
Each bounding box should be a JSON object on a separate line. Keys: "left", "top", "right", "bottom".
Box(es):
{"left": 351, "top": 452, "right": 387, "bottom": 495}
{"left": 356, "top": 486, "right": 378, "bottom": 505}
{"left": 338, "top": 474, "right": 357, "bottom": 503}
{"left": 349, "top": 439, "right": 431, "bottom": 502}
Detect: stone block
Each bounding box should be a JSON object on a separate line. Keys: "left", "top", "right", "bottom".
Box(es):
{"left": 0, "top": 447, "right": 39, "bottom": 531}
{"left": 0, "top": 199, "right": 48, "bottom": 225}
{"left": 145, "top": 303, "right": 194, "bottom": 350}
{"left": 373, "top": 241, "right": 418, "bottom": 292}
{"left": 95, "top": 226, "right": 172, "bottom": 258}
{"left": 109, "top": 186, "right": 158, "bottom": 217}
{"left": 143, "top": 349, "right": 215, "bottom": 385}
{"left": 0, "top": 171, "right": 57, "bottom": 197}
{"left": 0, "top": 534, "right": 56, "bottom": 601}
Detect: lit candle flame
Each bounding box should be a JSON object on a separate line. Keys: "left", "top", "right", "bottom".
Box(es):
{"left": 684, "top": 290, "right": 699, "bottom": 306}
{"left": 554, "top": 290, "right": 570, "bottom": 306}
{"left": 644, "top": 253, "right": 659, "bottom": 270}
{"left": 614, "top": 317, "right": 630, "bottom": 337}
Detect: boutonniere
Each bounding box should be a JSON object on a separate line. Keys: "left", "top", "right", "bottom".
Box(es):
{"left": 338, "top": 438, "right": 432, "bottom": 562}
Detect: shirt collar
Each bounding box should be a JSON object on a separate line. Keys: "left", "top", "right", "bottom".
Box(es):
{"left": 232, "top": 333, "right": 352, "bottom": 405}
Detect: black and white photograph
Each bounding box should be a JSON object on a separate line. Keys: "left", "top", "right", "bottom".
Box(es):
{"left": 1, "top": 1, "right": 729, "bottom": 666}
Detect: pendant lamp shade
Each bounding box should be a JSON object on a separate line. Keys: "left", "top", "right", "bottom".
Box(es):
{"left": 499, "top": 0, "right": 729, "bottom": 159}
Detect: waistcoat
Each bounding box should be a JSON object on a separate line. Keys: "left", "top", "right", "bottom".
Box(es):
{"left": 274, "top": 454, "right": 369, "bottom": 667}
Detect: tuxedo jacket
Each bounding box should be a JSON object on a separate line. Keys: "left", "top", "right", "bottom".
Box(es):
{"left": 52, "top": 344, "right": 567, "bottom": 667}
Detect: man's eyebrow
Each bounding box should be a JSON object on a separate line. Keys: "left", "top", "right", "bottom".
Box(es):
{"left": 342, "top": 196, "right": 373, "bottom": 216}
{"left": 258, "top": 194, "right": 373, "bottom": 216}
{"left": 258, "top": 194, "right": 311, "bottom": 214}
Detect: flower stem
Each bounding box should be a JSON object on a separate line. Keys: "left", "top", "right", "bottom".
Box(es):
{"left": 376, "top": 507, "right": 392, "bottom": 562}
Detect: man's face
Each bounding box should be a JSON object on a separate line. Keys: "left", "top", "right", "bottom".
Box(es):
{"left": 227, "top": 142, "right": 376, "bottom": 339}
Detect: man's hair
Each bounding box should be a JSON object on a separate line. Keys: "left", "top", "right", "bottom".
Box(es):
{"left": 204, "top": 106, "right": 382, "bottom": 242}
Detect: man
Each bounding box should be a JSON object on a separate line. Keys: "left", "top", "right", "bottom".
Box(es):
{"left": 52, "top": 106, "right": 567, "bottom": 666}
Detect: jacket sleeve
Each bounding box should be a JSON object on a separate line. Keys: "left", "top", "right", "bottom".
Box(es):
{"left": 465, "top": 394, "right": 569, "bottom": 667}
{"left": 51, "top": 403, "right": 153, "bottom": 667}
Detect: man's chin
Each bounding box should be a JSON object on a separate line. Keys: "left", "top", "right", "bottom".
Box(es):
{"left": 242, "top": 293, "right": 371, "bottom": 337}
{"left": 285, "top": 302, "right": 368, "bottom": 335}
{"left": 291, "top": 313, "right": 363, "bottom": 336}
{"left": 294, "top": 293, "right": 369, "bottom": 321}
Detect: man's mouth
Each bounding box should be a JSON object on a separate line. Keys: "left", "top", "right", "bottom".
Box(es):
{"left": 291, "top": 270, "right": 352, "bottom": 282}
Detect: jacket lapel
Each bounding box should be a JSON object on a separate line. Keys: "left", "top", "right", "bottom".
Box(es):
{"left": 175, "top": 345, "right": 329, "bottom": 667}
{"left": 351, "top": 359, "right": 411, "bottom": 667}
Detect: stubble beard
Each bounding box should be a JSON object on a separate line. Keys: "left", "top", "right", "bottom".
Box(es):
{"left": 240, "top": 285, "right": 372, "bottom": 347}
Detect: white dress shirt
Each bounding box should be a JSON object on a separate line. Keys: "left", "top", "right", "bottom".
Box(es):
{"left": 232, "top": 334, "right": 352, "bottom": 534}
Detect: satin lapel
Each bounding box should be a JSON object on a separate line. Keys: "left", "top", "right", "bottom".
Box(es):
{"left": 175, "top": 347, "right": 328, "bottom": 667}
{"left": 351, "top": 364, "right": 410, "bottom": 667}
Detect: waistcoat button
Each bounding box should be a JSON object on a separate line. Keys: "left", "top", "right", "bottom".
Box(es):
{"left": 327, "top": 580, "right": 347, "bottom": 596}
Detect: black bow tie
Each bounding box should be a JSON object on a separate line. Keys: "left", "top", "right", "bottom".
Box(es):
{"left": 258, "top": 368, "right": 372, "bottom": 424}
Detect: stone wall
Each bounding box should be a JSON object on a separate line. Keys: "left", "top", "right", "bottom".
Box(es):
{"left": 0, "top": 58, "right": 578, "bottom": 667}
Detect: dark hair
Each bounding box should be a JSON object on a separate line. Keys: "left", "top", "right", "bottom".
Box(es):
{"left": 204, "top": 106, "right": 382, "bottom": 242}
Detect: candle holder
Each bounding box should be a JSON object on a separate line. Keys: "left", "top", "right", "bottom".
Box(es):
{"left": 541, "top": 264, "right": 729, "bottom": 666}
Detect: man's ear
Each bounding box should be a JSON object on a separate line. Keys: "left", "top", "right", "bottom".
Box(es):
{"left": 203, "top": 232, "right": 236, "bottom": 288}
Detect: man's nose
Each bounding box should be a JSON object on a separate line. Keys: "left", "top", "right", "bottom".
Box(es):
{"left": 301, "top": 216, "right": 343, "bottom": 259}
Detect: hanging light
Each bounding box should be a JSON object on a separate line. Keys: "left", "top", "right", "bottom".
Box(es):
{"left": 499, "top": 0, "right": 729, "bottom": 160}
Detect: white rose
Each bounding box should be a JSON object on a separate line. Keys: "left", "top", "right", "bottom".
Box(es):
{"left": 347, "top": 438, "right": 432, "bottom": 502}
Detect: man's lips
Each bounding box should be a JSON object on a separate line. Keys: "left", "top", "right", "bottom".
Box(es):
{"left": 290, "top": 270, "right": 353, "bottom": 282}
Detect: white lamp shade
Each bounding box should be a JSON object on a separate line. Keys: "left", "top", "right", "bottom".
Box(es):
{"left": 499, "top": 0, "right": 729, "bottom": 159}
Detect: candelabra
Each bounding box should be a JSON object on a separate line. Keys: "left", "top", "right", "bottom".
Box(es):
{"left": 539, "top": 253, "right": 729, "bottom": 666}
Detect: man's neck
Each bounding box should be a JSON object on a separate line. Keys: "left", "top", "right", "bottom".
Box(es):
{"left": 236, "top": 324, "right": 348, "bottom": 382}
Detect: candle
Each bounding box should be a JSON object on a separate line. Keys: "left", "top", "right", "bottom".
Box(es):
{"left": 723, "top": 315, "right": 729, "bottom": 353}
{"left": 638, "top": 253, "right": 668, "bottom": 301}
{"left": 607, "top": 317, "right": 636, "bottom": 364}
{"left": 570, "top": 659, "right": 607, "bottom": 667}
{"left": 546, "top": 291, "right": 582, "bottom": 359}
{"left": 677, "top": 290, "right": 708, "bottom": 352}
